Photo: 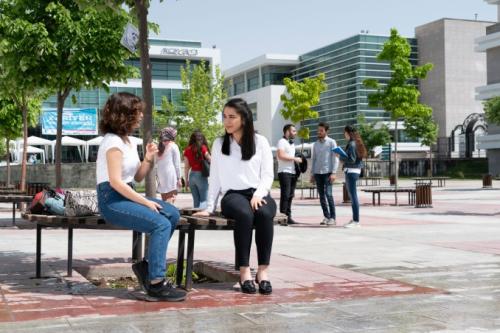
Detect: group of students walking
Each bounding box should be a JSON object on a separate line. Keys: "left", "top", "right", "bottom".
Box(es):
{"left": 95, "top": 91, "right": 366, "bottom": 302}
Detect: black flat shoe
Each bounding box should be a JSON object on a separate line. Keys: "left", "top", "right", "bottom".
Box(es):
{"left": 239, "top": 280, "right": 257, "bottom": 294}
{"left": 255, "top": 277, "right": 272, "bottom": 295}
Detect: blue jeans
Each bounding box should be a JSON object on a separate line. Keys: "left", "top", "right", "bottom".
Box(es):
{"left": 189, "top": 171, "right": 208, "bottom": 209}
{"left": 314, "top": 173, "right": 336, "bottom": 219}
{"left": 97, "top": 182, "right": 180, "bottom": 280}
{"left": 345, "top": 172, "right": 360, "bottom": 222}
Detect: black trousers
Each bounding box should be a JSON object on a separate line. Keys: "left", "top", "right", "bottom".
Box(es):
{"left": 278, "top": 172, "right": 297, "bottom": 218}
{"left": 221, "top": 188, "right": 277, "bottom": 269}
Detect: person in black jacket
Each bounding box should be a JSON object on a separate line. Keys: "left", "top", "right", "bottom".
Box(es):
{"left": 336, "top": 125, "right": 367, "bottom": 228}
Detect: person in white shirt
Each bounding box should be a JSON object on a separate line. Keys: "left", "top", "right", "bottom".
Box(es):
{"left": 156, "top": 127, "right": 181, "bottom": 204}
{"left": 277, "top": 124, "right": 302, "bottom": 225}
{"left": 194, "top": 98, "right": 276, "bottom": 295}
{"left": 96, "top": 92, "right": 185, "bottom": 302}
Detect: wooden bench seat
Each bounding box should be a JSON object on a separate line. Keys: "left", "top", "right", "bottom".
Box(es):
{"left": 362, "top": 187, "right": 416, "bottom": 206}
{"left": 21, "top": 210, "right": 287, "bottom": 290}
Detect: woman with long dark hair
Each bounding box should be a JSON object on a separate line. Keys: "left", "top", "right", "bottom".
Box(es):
{"left": 338, "top": 125, "right": 367, "bottom": 228}
{"left": 183, "top": 130, "right": 211, "bottom": 208}
{"left": 194, "top": 98, "right": 276, "bottom": 295}
{"left": 96, "top": 92, "right": 185, "bottom": 301}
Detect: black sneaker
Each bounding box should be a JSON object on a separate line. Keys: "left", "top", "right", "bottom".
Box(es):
{"left": 287, "top": 217, "right": 297, "bottom": 225}
{"left": 148, "top": 279, "right": 187, "bottom": 302}
{"left": 132, "top": 260, "right": 149, "bottom": 292}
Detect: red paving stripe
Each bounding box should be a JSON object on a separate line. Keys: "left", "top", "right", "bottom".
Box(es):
{"left": 431, "top": 240, "right": 500, "bottom": 255}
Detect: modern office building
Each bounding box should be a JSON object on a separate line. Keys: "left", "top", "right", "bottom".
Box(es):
{"left": 416, "top": 18, "right": 492, "bottom": 159}
{"left": 477, "top": 0, "right": 500, "bottom": 176}
{"left": 224, "top": 54, "right": 299, "bottom": 145}
{"left": 225, "top": 34, "right": 421, "bottom": 154}
{"left": 294, "top": 34, "right": 418, "bottom": 144}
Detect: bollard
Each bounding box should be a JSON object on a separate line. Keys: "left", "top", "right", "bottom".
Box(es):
{"left": 343, "top": 182, "right": 351, "bottom": 203}
{"left": 389, "top": 175, "right": 397, "bottom": 186}
{"left": 415, "top": 184, "right": 432, "bottom": 208}
{"left": 483, "top": 174, "right": 492, "bottom": 188}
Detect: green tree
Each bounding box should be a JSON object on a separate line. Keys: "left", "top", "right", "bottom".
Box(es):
{"left": 363, "top": 28, "right": 433, "bottom": 204}
{"left": 0, "top": 98, "right": 42, "bottom": 186}
{"left": 177, "top": 60, "right": 226, "bottom": 150}
{"left": 357, "top": 115, "right": 392, "bottom": 158}
{"left": 404, "top": 109, "right": 438, "bottom": 176}
{"left": 77, "top": 0, "right": 162, "bottom": 197}
{"left": 484, "top": 96, "right": 500, "bottom": 125}
{"left": 32, "top": 1, "right": 136, "bottom": 187}
{"left": 0, "top": 2, "right": 54, "bottom": 191}
{"left": 280, "top": 73, "right": 327, "bottom": 147}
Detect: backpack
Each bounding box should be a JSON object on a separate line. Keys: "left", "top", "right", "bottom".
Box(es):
{"left": 30, "top": 188, "right": 64, "bottom": 214}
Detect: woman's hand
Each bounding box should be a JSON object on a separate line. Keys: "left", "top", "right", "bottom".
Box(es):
{"left": 193, "top": 210, "right": 210, "bottom": 217}
{"left": 177, "top": 179, "right": 182, "bottom": 189}
{"left": 145, "top": 200, "right": 162, "bottom": 212}
{"left": 145, "top": 142, "right": 158, "bottom": 161}
{"left": 250, "top": 196, "right": 267, "bottom": 211}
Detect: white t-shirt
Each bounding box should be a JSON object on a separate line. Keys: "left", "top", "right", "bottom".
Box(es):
{"left": 96, "top": 133, "right": 140, "bottom": 184}
{"left": 277, "top": 138, "right": 296, "bottom": 174}
{"left": 206, "top": 134, "right": 274, "bottom": 212}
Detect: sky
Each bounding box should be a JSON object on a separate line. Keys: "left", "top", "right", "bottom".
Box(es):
{"left": 148, "top": 0, "right": 498, "bottom": 69}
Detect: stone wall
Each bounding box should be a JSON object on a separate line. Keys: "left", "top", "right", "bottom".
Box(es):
{"left": 0, "top": 163, "right": 97, "bottom": 189}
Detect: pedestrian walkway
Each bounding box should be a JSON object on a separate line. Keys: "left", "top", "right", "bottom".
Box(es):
{"left": 0, "top": 179, "right": 499, "bottom": 332}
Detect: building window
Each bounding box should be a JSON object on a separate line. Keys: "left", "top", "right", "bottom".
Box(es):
{"left": 248, "top": 102, "right": 257, "bottom": 121}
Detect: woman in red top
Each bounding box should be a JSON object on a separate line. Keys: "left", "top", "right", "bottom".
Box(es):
{"left": 183, "top": 131, "right": 211, "bottom": 208}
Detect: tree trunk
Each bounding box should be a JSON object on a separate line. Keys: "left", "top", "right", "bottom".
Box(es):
{"left": 20, "top": 105, "right": 28, "bottom": 192}
{"left": 394, "top": 120, "right": 399, "bottom": 205}
{"left": 55, "top": 90, "right": 69, "bottom": 188}
{"left": 136, "top": 0, "right": 155, "bottom": 197}
{"left": 6, "top": 138, "right": 11, "bottom": 186}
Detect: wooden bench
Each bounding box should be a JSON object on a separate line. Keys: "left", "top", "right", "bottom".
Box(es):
{"left": 21, "top": 211, "right": 287, "bottom": 291}
{"left": 0, "top": 194, "right": 33, "bottom": 225}
{"left": 358, "top": 177, "right": 382, "bottom": 186}
{"left": 296, "top": 185, "right": 317, "bottom": 199}
{"left": 413, "top": 177, "right": 450, "bottom": 187}
{"left": 362, "top": 187, "right": 416, "bottom": 206}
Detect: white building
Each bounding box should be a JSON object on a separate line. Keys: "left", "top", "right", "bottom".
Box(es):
{"left": 476, "top": 0, "right": 500, "bottom": 176}
{"left": 224, "top": 54, "right": 299, "bottom": 146}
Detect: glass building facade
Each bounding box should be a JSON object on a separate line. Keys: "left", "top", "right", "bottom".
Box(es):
{"left": 226, "top": 65, "right": 296, "bottom": 96}
{"left": 294, "top": 34, "right": 418, "bottom": 144}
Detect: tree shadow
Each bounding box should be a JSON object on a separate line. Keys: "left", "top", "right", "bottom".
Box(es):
{"left": 423, "top": 211, "right": 500, "bottom": 217}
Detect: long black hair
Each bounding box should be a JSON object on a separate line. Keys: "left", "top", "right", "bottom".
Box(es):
{"left": 222, "top": 98, "right": 256, "bottom": 160}
{"left": 188, "top": 130, "right": 209, "bottom": 160}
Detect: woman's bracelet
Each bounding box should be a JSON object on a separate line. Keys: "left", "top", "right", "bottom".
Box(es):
{"left": 144, "top": 157, "right": 154, "bottom": 164}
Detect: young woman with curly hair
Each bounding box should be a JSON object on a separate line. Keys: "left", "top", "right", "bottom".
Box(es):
{"left": 96, "top": 92, "right": 185, "bottom": 302}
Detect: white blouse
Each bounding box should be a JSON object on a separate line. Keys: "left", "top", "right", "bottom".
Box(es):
{"left": 206, "top": 134, "right": 274, "bottom": 212}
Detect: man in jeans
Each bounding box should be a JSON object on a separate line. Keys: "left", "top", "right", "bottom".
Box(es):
{"left": 310, "top": 122, "right": 339, "bottom": 226}
{"left": 277, "top": 124, "right": 303, "bottom": 225}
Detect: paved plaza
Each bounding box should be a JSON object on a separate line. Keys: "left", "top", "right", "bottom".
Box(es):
{"left": 0, "top": 179, "right": 499, "bottom": 332}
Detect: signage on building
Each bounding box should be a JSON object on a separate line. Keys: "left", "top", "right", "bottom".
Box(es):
{"left": 160, "top": 47, "right": 198, "bottom": 56}
{"left": 41, "top": 108, "right": 98, "bottom": 136}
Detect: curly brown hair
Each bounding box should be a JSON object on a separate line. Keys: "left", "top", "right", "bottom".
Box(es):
{"left": 99, "top": 92, "right": 144, "bottom": 138}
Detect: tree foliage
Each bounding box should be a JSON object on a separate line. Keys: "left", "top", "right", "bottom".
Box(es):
{"left": 280, "top": 73, "right": 327, "bottom": 141}
{"left": 175, "top": 60, "right": 226, "bottom": 150}
{"left": 0, "top": 1, "right": 54, "bottom": 190}
{"left": 484, "top": 96, "right": 500, "bottom": 126}
{"left": 404, "top": 107, "right": 438, "bottom": 147}
{"left": 357, "top": 115, "right": 391, "bottom": 158}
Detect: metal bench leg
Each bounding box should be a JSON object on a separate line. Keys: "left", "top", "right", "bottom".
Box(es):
{"left": 372, "top": 193, "right": 375, "bottom": 205}
{"left": 132, "top": 231, "right": 142, "bottom": 262}
{"left": 36, "top": 224, "right": 42, "bottom": 278}
{"left": 176, "top": 230, "right": 186, "bottom": 287}
{"left": 67, "top": 227, "right": 73, "bottom": 277}
{"left": 378, "top": 193, "right": 381, "bottom": 206}
{"left": 12, "top": 202, "right": 16, "bottom": 226}
{"left": 185, "top": 225, "right": 196, "bottom": 291}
